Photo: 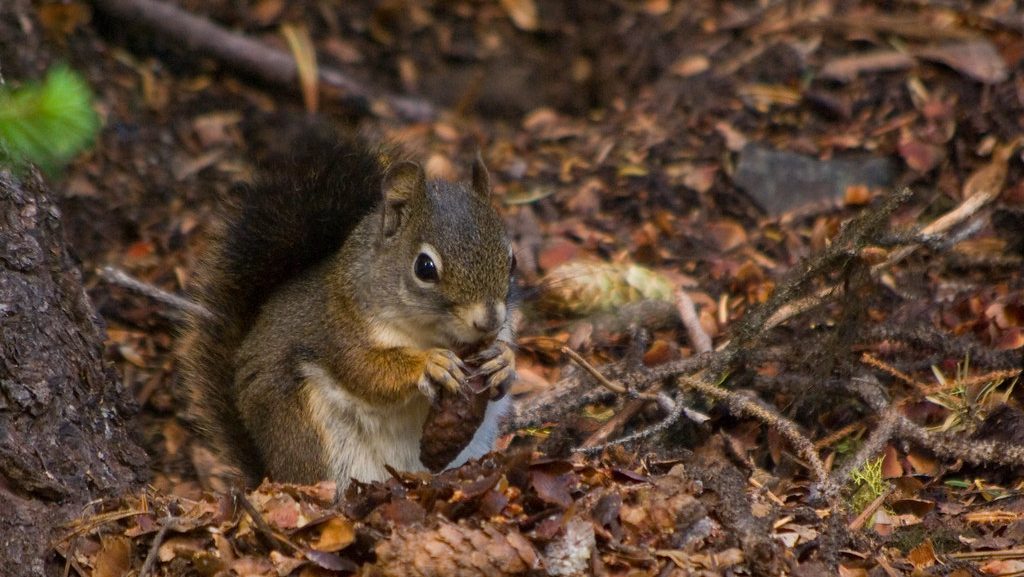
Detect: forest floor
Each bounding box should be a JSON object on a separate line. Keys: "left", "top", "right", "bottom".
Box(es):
{"left": 7, "top": 0, "right": 1024, "bottom": 575}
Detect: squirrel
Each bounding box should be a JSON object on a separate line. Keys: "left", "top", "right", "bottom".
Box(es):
{"left": 178, "top": 135, "right": 516, "bottom": 489}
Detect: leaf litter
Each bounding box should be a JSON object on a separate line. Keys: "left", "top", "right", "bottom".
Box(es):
{"left": 27, "top": 0, "right": 1024, "bottom": 574}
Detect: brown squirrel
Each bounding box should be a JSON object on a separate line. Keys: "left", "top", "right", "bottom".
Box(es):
{"left": 178, "top": 136, "right": 516, "bottom": 488}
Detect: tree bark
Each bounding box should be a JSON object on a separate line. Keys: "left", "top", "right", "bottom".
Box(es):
{"left": 0, "top": 169, "right": 148, "bottom": 575}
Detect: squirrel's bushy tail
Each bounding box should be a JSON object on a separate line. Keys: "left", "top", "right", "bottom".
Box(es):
{"left": 179, "top": 131, "right": 385, "bottom": 483}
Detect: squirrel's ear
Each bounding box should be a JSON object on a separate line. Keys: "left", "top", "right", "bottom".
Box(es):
{"left": 471, "top": 152, "right": 491, "bottom": 198}
{"left": 381, "top": 161, "right": 425, "bottom": 237}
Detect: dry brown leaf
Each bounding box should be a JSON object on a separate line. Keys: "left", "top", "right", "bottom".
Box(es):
{"left": 907, "top": 539, "right": 937, "bottom": 570}
{"left": 37, "top": 3, "right": 93, "bottom": 39}
{"left": 500, "top": 0, "right": 538, "bottom": 31}
{"left": 312, "top": 517, "right": 356, "bottom": 552}
{"left": 262, "top": 494, "right": 303, "bottom": 530}
{"left": 93, "top": 536, "right": 132, "bottom": 577}
{"left": 157, "top": 536, "right": 207, "bottom": 563}
{"left": 898, "top": 138, "right": 945, "bottom": 173}
{"left": 882, "top": 445, "right": 903, "bottom": 479}
{"left": 705, "top": 219, "right": 748, "bottom": 252}
{"left": 670, "top": 55, "right": 710, "bottom": 77}
{"left": 249, "top": 0, "right": 285, "bottom": 26}
{"left": 915, "top": 40, "right": 1009, "bottom": 84}
{"left": 981, "top": 560, "right": 1024, "bottom": 575}
{"left": 530, "top": 469, "right": 574, "bottom": 508}
{"left": 270, "top": 550, "right": 307, "bottom": 575}
{"left": 905, "top": 451, "right": 939, "bottom": 476}
{"left": 162, "top": 420, "right": 188, "bottom": 457}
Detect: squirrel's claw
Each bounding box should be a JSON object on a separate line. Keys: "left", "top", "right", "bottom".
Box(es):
{"left": 419, "top": 348, "right": 468, "bottom": 401}
{"left": 474, "top": 341, "right": 516, "bottom": 400}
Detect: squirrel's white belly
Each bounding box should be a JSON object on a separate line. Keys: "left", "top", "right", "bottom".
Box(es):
{"left": 300, "top": 361, "right": 506, "bottom": 486}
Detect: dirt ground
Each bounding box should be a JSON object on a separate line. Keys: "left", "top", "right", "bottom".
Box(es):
{"left": 7, "top": 0, "right": 1024, "bottom": 575}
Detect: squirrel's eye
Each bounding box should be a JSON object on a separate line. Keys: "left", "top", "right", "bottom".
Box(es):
{"left": 510, "top": 253, "right": 517, "bottom": 273}
{"left": 414, "top": 253, "right": 439, "bottom": 283}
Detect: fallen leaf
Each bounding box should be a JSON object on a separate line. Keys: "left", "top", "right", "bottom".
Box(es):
{"left": 501, "top": 0, "right": 538, "bottom": 31}
{"left": 37, "top": 3, "right": 92, "bottom": 39}
{"left": 907, "top": 539, "right": 937, "bottom": 570}
{"left": 93, "top": 536, "right": 132, "bottom": 577}
{"left": 898, "top": 138, "right": 945, "bottom": 173}
{"left": 915, "top": 40, "right": 1009, "bottom": 84}
{"left": 249, "top": 0, "right": 285, "bottom": 26}
{"left": 671, "top": 55, "right": 710, "bottom": 77}
{"left": 311, "top": 517, "right": 355, "bottom": 552}
{"left": 705, "top": 219, "right": 748, "bottom": 252}
{"left": 531, "top": 469, "right": 574, "bottom": 508}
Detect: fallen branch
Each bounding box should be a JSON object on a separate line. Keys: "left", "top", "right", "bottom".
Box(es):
{"left": 680, "top": 376, "right": 834, "bottom": 494}
{"left": 97, "top": 266, "right": 212, "bottom": 321}
{"left": 89, "top": 0, "right": 435, "bottom": 121}
{"left": 576, "top": 289, "right": 715, "bottom": 450}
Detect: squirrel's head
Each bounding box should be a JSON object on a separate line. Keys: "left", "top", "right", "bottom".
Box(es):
{"left": 373, "top": 155, "right": 514, "bottom": 348}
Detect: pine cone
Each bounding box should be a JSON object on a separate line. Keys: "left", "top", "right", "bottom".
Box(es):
{"left": 369, "top": 520, "right": 540, "bottom": 577}
{"left": 419, "top": 374, "right": 490, "bottom": 472}
{"left": 538, "top": 261, "right": 675, "bottom": 316}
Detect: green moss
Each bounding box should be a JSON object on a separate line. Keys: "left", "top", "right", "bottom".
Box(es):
{"left": 887, "top": 524, "right": 968, "bottom": 555}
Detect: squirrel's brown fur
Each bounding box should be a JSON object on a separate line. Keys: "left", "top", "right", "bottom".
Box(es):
{"left": 179, "top": 133, "right": 516, "bottom": 488}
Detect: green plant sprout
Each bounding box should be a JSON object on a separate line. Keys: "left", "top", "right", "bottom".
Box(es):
{"left": 926, "top": 355, "right": 1018, "bottom": 433}
{"left": 0, "top": 66, "right": 99, "bottom": 173}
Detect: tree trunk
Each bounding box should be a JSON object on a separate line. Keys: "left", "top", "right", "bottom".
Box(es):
{"left": 0, "top": 169, "right": 148, "bottom": 575}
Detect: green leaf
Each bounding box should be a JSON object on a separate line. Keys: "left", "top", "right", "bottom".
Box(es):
{"left": 0, "top": 65, "right": 100, "bottom": 173}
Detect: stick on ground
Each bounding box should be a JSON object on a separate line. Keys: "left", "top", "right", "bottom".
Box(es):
{"left": 89, "top": 0, "right": 435, "bottom": 121}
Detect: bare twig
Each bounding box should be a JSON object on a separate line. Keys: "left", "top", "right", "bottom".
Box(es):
{"left": 89, "top": 0, "right": 435, "bottom": 121}
{"left": 97, "top": 266, "right": 212, "bottom": 320}
{"left": 680, "top": 376, "right": 833, "bottom": 492}
{"left": 577, "top": 392, "right": 706, "bottom": 454}
{"left": 562, "top": 344, "right": 690, "bottom": 450}
{"left": 894, "top": 414, "right": 1024, "bottom": 469}
{"left": 139, "top": 517, "right": 181, "bottom": 577}
{"left": 675, "top": 289, "right": 713, "bottom": 353}
{"left": 234, "top": 490, "right": 302, "bottom": 553}
{"left": 848, "top": 485, "right": 895, "bottom": 531}
{"left": 873, "top": 138, "right": 1022, "bottom": 273}
{"left": 578, "top": 397, "right": 648, "bottom": 450}
{"left": 833, "top": 409, "right": 899, "bottom": 486}
{"left": 561, "top": 346, "right": 626, "bottom": 395}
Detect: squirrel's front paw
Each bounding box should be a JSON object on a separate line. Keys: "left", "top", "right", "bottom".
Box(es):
{"left": 469, "top": 341, "right": 516, "bottom": 399}
{"left": 418, "top": 349, "right": 467, "bottom": 402}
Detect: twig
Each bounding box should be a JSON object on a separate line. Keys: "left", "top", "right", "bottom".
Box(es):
{"left": 578, "top": 398, "right": 647, "bottom": 450}
{"left": 833, "top": 409, "right": 899, "bottom": 486}
{"left": 749, "top": 476, "right": 786, "bottom": 507}
{"left": 675, "top": 289, "right": 713, "bottom": 353}
{"left": 139, "top": 516, "right": 180, "bottom": 577}
{"left": 873, "top": 138, "right": 1022, "bottom": 273}
{"left": 97, "top": 266, "right": 212, "bottom": 320}
{"left": 561, "top": 346, "right": 626, "bottom": 394}
{"left": 89, "top": 0, "right": 435, "bottom": 121}
{"left": 234, "top": 490, "right": 301, "bottom": 553}
{"left": 848, "top": 485, "right": 894, "bottom": 531}
{"left": 563, "top": 344, "right": 688, "bottom": 450}
{"left": 894, "top": 414, "right": 1024, "bottom": 469}
{"left": 577, "top": 389, "right": 709, "bottom": 454}
{"left": 814, "top": 421, "right": 865, "bottom": 450}
{"left": 680, "top": 376, "right": 833, "bottom": 492}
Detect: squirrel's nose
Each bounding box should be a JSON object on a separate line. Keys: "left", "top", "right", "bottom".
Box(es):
{"left": 470, "top": 302, "right": 506, "bottom": 335}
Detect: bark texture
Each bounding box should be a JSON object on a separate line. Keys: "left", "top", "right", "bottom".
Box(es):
{"left": 0, "top": 169, "right": 147, "bottom": 575}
